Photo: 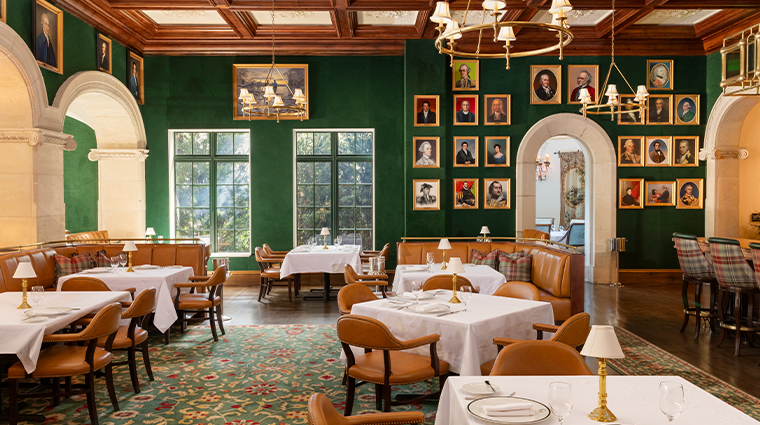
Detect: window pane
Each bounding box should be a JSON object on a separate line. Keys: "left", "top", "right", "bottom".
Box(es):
{"left": 194, "top": 208, "right": 210, "bottom": 230}
{"left": 356, "top": 186, "right": 372, "bottom": 207}
{"left": 356, "top": 162, "right": 372, "bottom": 184}
{"left": 297, "top": 162, "right": 314, "bottom": 183}
{"left": 297, "top": 208, "right": 314, "bottom": 229}
{"left": 314, "top": 162, "right": 331, "bottom": 184}
{"left": 315, "top": 185, "right": 331, "bottom": 207}
{"left": 193, "top": 186, "right": 209, "bottom": 207}
{"left": 234, "top": 133, "right": 250, "bottom": 155}
{"left": 339, "top": 162, "right": 355, "bottom": 184}
{"left": 358, "top": 230, "right": 372, "bottom": 251}
{"left": 217, "top": 133, "right": 234, "bottom": 155}
{"left": 315, "top": 207, "right": 330, "bottom": 228}
{"left": 297, "top": 185, "right": 314, "bottom": 207}
{"left": 235, "top": 230, "right": 250, "bottom": 252}
{"left": 338, "top": 133, "right": 354, "bottom": 155}
{"left": 297, "top": 133, "right": 313, "bottom": 155}
{"left": 175, "top": 133, "right": 192, "bottom": 155}
{"left": 217, "top": 231, "right": 234, "bottom": 252}
{"left": 217, "top": 162, "right": 233, "bottom": 184}
{"left": 356, "top": 132, "right": 373, "bottom": 155}
{"left": 297, "top": 230, "right": 312, "bottom": 246}
{"left": 314, "top": 133, "right": 330, "bottom": 155}
{"left": 235, "top": 185, "right": 250, "bottom": 207}
{"left": 217, "top": 208, "right": 234, "bottom": 229}
{"left": 177, "top": 231, "right": 194, "bottom": 240}
{"left": 193, "top": 133, "right": 209, "bottom": 155}
{"left": 176, "top": 185, "right": 192, "bottom": 207}
{"left": 339, "top": 186, "right": 354, "bottom": 206}
{"left": 234, "top": 163, "right": 250, "bottom": 185}
{"left": 339, "top": 207, "right": 355, "bottom": 229}
{"left": 357, "top": 207, "right": 372, "bottom": 228}
{"left": 217, "top": 185, "right": 233, "bottom": 207}
{"left": 176, "top": 208, "right": 193, "bottom": 230}
{"left": 193, "top": 162, "right": 209, "bottom": 184}
{"left": 235, "top": 208, "right": 249, "bottom": 230}
{"left": 175, "top": 162, "right": 192, "bottom": 184}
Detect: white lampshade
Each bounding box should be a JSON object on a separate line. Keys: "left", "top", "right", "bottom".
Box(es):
{"left": 438, "top": 238, "right": 452, "bottom": 250}
{"left": 448, "top": 257, "right": 465, "bottom": 274}
{"left": 480, "top": 226, "right": 491, "bottom": 234}
{"left": 580, "top": 325, "right": 625, "bottom": 359}
{"left": 605, "top": 84, "right": 618, "bottom": 97}
{"left": 635, "top": 85, "right": 649, "bottom": 98}
{"left": 579, "top": 88, "right": 592, "bottom": 104}
{"left": 123, "top": 241, "right": 138, "bottom": 252}
{"left": 430, "top": 1, "right": 453, "bottom": 24}
{"left": 263, "top": 85, "right": 276, "bottom": 98}
{"left": 13, "top": 261, "right": 36, "bottom": 279}
{"left": 497, "top": 26, "right": 516, "bottom": 42}
{"left": 272, "top": 95, "right": 285, "bottom": 106}
{"left": 443, "top": 19, "right": 462, "bottom": 40}
{"left": 549, "top": 0, "right": 573, "bottom": 14}
{"left": 145, "top": 227, "right": 156, "bottom": 236}
{"left": 482, "top": 0, "right": 506, "bottom": 11}
{"left": 320, "top": 227, "right": 330, "bottom": 236}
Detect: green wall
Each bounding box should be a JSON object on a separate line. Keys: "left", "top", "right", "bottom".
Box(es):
{"left": 62, "top": 117, "right": 98, "bottom": 233}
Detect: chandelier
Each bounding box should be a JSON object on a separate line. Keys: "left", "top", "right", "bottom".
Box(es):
{"left": 237, "top": 0, "right": 306, "bottom": 122}
{"left": 720, "top": 24, "right": 760, "bottom": 96}
{"left": 578, "top": 0, "right": 648, "bottom": 119}
{"left": 430, "top": 0, "right": 574, "bottom": 70}
{"left": 536, "top": 154, "right": 551, "bottom": 181}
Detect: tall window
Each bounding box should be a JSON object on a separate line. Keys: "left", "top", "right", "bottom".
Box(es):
{"left": 172, "top": 131, "right": 251, "bottom": 254}
{"left": 295, "top": 131, "right": 374, "bottom": 250}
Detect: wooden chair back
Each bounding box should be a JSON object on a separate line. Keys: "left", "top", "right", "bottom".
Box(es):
{"left": 490, "top": 340, "right": 592, "bottom": 376}
{"left": 422, "top": 274, "right": 475, "bottom": 292}
{"left": 59, "top": 276, "right": 110, "bottom": 292}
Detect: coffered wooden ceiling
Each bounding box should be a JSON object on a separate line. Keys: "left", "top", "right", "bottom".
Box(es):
{"left": 54, "top": 0, "right": 760, "bottom": 56}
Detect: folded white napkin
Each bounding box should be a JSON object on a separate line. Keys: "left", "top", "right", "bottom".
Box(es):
{"left": 482, "top": 402, "right": 533, "bottom": 417}
{"left": 417, "top": 303, "right": 440, "bottom": 312}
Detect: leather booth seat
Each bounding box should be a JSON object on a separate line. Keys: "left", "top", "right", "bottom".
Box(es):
{"left": 66, "top": 230, "right": 110, "bottom": 241}
{"left": 397, "top": 241, "right": 584, "bottom": 322}
{"left": 0, "top": 242, "right": 210, "bottom": 292}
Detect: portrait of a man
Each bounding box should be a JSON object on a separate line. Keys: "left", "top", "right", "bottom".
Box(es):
{"left": 644, "top": 181, "right": 675, "bottom": 206}
{"left": 485, "top": 137, "right": 509, "bottom": 167}
{"left": 619, "top": 179, "right": 644, "bottom": 209}
{"left": 452, "top": 60, "right": 478, "bottom": 91}
{"left": 97, "top": 33, "right": 112, "bottom": 74}
{"left": 454, "top": 179, "right": 478, "bottom": 209}
{"left": 646, "top": 137, "right": 671, "bottom": 166}
{"left": 34, "top": 0, "right": 62, "bottom": 73}
{"left": 568, "top": 65, "right": 598, "bottom": 104}
{"left": 677, "top": 179, "right": 703, "bottom": 209}
{"left": 454, "top": 95, "right": 478, "bottom": 125}
{"left": 484, "top": 95, "right": 510, "bottom": 125}
{"left": 484, "top": 179, "right": 510, "bottom": 209}
{"left": 413, "top": 179, "right": 440, "bottom": 211}
{"left": 674, "top": 137, "right": 698, "bottom": 167}
{"left": 675, "top": 95, "right": 699, "bottom": 125}
{"left": 454, "top": 137, "right": 478, "bottom": 167}
{"left": 413, "top": 137, "right": 439, "bottom": 168}
{"left": 648, "top": 60, "right": 674, "bottom": 90}
{"left": 618, "top": 95, "right": 644, "bottom": 125}
{"left": 647, "top": 95, "right": 672, "bottom": 125}
{"left": 414, "top": 95, "right": 439, "bottom": 127}
{"left": 618, "top": 137, "right": 643, "bottom": 167}
{"left": 531, "top": 65, "right": 561, "bottom": 104}
{"left": 127, "top": 52, "right": 145, "bottom": 105}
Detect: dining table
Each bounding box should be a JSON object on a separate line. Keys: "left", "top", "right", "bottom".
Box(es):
{"left": 346, "top": 290, "right": 554, "bottom": 376}
{"left": 435, "top": 375, "right": 759, "bottom": 424}
{"left": 57, "top": 265, "right": 194, "bottom": 333}
{"left": 279, "top": 245, "right": 363, "bottom": 301}
{"left": 392, "top": 263, "right": 507, "bottom": 295}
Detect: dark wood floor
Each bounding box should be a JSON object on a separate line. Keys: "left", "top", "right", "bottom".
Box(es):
{"left": 223, "top": 274, "right": 760, "bottom": 398}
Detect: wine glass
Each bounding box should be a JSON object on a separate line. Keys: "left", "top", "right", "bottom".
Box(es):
{"left": 336, "top": 236, "right": 343, "bottom": 248}
{"left": 110, "top": 256, "right": 120, "bottom": 272}
{"left": 548, "top": 381, "right": 573, "bottom": 425}
{"left": 459, "top": 286, "right": 472, "bottom": 311}
{"left": 411, "top": 281, "right": 423, "bottom": 304}
{"left": 426, "top": 252, "right": 435, "bottom": 271}
{"left": 31, "top": 286, "right": 44, "bottom": 308}
{"left": 119, "top": 253, "right": 127, "bottom": 268}
{"left": 660, "top": 381, "right": 684, "bottom": 422}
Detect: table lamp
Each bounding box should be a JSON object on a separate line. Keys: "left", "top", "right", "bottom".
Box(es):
{"left": 123, "top": 241, "right": 138, "bottom": 272}
{"left": 438, "top": 238, "right": 452, "bottom": 270}
{"left": 145, "top": 227, "right": 156, "bottom": 241}
{"left": 14, "top": 261, "right": 36, "bottom": 309}
{"left": 447, "top": 257, "right": 464, "bottom": 304}
{"left": 580, "top": 325, "right": 625, "bottom": 422}
{"left": 480, "top": 226, "right": 490, "bottom": 242}
{"left": 320, "top": 227, "right": 330, "bottom": 250}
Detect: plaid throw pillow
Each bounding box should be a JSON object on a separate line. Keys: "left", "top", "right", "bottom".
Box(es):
{"left": 498, "top": 251, "right": 532, "bottom": 282}
{"left": 53, "top": 253, "right": 92, "bottom": 280}
{"left": 471, "top": 249, "right": 499, "bottom": 270}
{"left": 90, "top": 250, "right": 111, "bottom": 268}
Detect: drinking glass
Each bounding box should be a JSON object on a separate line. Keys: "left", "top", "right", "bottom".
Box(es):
{"left": 31, "top": 286, "right": 44, "bottom": 308}
{"left": 411, "top": 281, "right": 423, "bottom": 304}
{"left": 559, "top": 225, "right": 565, "bottom": 232}
{"left": 157, "top": 235, "right": 164, "bottom": 244}
{"left": 548, "top": 381, "right": 573, "bottom": 425}
{"left": 459, "top": 286, "right": 472, "bottom": 311}
{"left": 660, "top": 381, "right": 684, "bottom": 422}
{"left": 119, "top": 253, "right": 127, "bottom": 268}
{"left": 335, "top": 236, "right": 343, "bottom": 247}
{"left": 426, "top": 252, "right": 435, "bottom": 271}
{"left": 110, "top": 256, "right": 120, "bottom": 272}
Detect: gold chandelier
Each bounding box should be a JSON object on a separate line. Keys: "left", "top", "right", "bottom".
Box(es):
{"left": 237, "top": 0, "right": 306, "bottom": 122}
{"left": 720, "top": 24, "right": 760, "bottom": 96}
{"left": 430, "top": 0, "right": 574, "bottom": 70}
{"left": 579, "top": 0, "right": 648, "bottom": 119}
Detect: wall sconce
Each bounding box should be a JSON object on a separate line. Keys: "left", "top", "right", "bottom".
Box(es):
{"left": 536, "top": 154, "right": 552, "bottom": 181}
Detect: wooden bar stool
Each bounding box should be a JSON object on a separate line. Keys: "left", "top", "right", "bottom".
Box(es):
{"left": 673, "top": 233, "right": 719, "bottom": 339}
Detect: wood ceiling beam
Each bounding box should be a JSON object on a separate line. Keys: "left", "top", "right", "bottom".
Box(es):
{"left": 346, "top": 0, "right": 433, "bottom": 10}
{"left": 702, "top": 10, "right": 760, "bottom": 53}
{"left": 141, "top": 38, "right": 405, "bottom": 55}
{"left": 595, "top": 9, "right": 641, "bottom": 38}
{"left": 415, "top": 9, "right": 432, "bottom": 37}
{"left": 215, "top": 4, "right": 255, "bottom": 38}
{"left": 330, "top": 0, "right": 354, "bottom": 38}
{"left": 109, "top": 0, "right": 214, "bottom": 9}
{"left": 694, "top": 9, "right": 759, "bottom": 38}
{"left": 55, "top": 0, "right": 148, "bottom": 51}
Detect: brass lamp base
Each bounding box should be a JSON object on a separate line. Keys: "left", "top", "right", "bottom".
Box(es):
{"left": 17, "top": 279, "right": 31, "bottom": 309}
{"left": 589, "top": 357, "right": 616, "bottom": 422}
{"left": 588, "top": 406, "right": 616, "bottom": 422}
{"left": 441, "top": 250, "right": 447, "bottom": 270}
{"left": 449, "top": 273, "right": 461, "bottom": 303}
{"left": 126, "top": 252, "right": 135, "bottom": 272}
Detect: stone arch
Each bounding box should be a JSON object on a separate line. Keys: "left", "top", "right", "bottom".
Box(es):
{"left": 516, "top": 113, "right": 616, "bottom": 284}
{"left": 0, "top": 22, "right": 48, "bottom": 129}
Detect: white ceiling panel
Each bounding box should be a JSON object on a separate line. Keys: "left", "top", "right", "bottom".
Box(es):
{"left": 531, "top": 9, "right": 612, "bottom": 26}
{"left": 357, "top": 11, "right": 418, "bottom": 26}
{"left": 250, "top": 11, "right": 333, "bottom": 26}
{"left": 142, "top": 10, "right": 227, "bottom": 25}
{"left": 636, "top": 9, "right": 722, "bottom": 25}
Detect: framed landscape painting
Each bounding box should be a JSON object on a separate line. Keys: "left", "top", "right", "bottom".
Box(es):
{"left": 233, "top": 64, "right": 309, "bottom": 120}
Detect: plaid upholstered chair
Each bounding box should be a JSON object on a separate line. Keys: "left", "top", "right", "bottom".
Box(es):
{"left": 672, "top": 233, "right": 719, "bottom": 339}
{"left": 707, "top": 237, "right": 760, "bottom": 356}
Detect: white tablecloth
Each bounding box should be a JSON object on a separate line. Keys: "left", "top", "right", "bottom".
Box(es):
{"left": 0, "top": 291, "right": 131, "bottom": 373}
{"left": 58, "top": 266, "right": 194, "bottom": 333}
{"left": 435, "top": 375, "right": 759, "bottom": 425}
{"left": 280, "top": 245, "right": 363, "bottom": 278}
{"left": 348, "top": 291, "right": 553, "bottom": 376}
{"left": 550, "top": 230, "right": 567, "bottom": 242}
{"left": 392, "top": 264, "right": 507, "bottom": 295}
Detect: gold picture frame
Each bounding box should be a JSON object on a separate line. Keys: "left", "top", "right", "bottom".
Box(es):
{"left": 617, "top": 136, "right": 644, "bottom": 167}
{"left": 1, "top": 0, "right": 7, "bottom": 24}
{"left": 567, "top": 65, "right": 599, "bottom": 105}
{"left": 33, "top": 0, "right": 63, "bottom": 74}
{"left": 453, "top": 137, "right": 478, "bottom": 167}
{"left": 484, "top": 136, "right": 510, "bottom": 167}
{"left": 126, "top": 51, "right": 144, "bottom": 105}
{"left": 454, "top": 94, "right": 478, "bottom": 126}
{"left": 647, "top": 59, "right": 674, "bottom": 90}
{"left": 672, "top": 136, "right": 699, "bottom": 167}
{"left": 617, "top": 94, "right": 645, "bottom": 125}
{"left": 674, "top": 94, "right": 700, "bottom": 125}
{"left": 531, "top": 65, "right": 561, "bottom": 105}
{"left": 646, "top": 95, "right": 673, "bottom": 125}
{"left": 97, "top": 33, "right": 112, "bottom": 75}
{"left": 618, "top": 178, "right": 644, "bottom": 209}
{"left": 413, "top": 137, "right": 440, "bottom": 169}
{"left": 644, "top": 181, "right": 676, "bottom": 207}
{"left": 483, "top": 95, "right": 511, "bottom": 125}
{"left": 452, "top": 59, "right": 479, "bottom": 91}
{"left": 645, "top": 136, "right": 672, "bottom": 167}
{"left": 413, "top": 95, "right": 440, "bottom": 127}
{"left": 454, "top": 178, "right": 478, "bottom": 209}
{"left": 413, "top": 179, "right": 440, "bottom": 211}
{"left": 676, "top": 178, "right": 704, "bottom": 209}
{"left": 484, "top": 179, "right": 510, "bottom": 209}
{"left": 233, "top": 64, "right": 309, "bottom": 120}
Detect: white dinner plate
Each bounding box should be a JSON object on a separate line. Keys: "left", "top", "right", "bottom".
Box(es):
{"left": 134, "top": 265, "right": 159, "bottom": 269}
{"left": 82, "top": 268, "right": 110, "bottom": 274}
{"left": 25, "top": 307, "right": 73, "bottom": 317}
{"left": 462, "top": 382, "right": 502, "bottom": 395}
{"left": 396, "top": 292, "right": 434, "bottom": 302}
{"left": 168, "top": 265, "right": 185, "bottom": 268}
{"left": 403, "top": 265, "right": 429, "bottom": 272}
{"left": 467, "top": 396, "right": 551, "bottom": 424}
{"left": 405, "top": 303, "right": 450, "bottom": 314}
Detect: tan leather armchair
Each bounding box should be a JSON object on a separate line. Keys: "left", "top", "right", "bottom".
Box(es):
{"left": 360, "top": 243, "right": 390, "bottom": 261}
{"left": 522, "top": 229, "right": 550, "bottom": 240}
{"left": 489, "top": 340, "right": 592, "bottom": 376}
{"left": 255, "top": 247, "right": 297, "bottom": 302}
{"left": 337, "top": 284, "right": 378, "bottom": 315}
{"left": 61, "top": 277, "right": 135, "bottom": 328}
{"left": 7, "top": 303, "right": 123, "bottom": 425}
{"left": 337, "top": 315, "right": 449, "bottom": 415}
{"left": 344, "top": 264, "right": 389, "bottom": 298}
{"left": 422, "top": 275, "right": 478, "bottom": 293}
{"left": 167, "top": 265, "right": 227, "bottom": 343}
{"left": 492, "top": 281, "right": 539, "bottom": 300}
{"left": 308, "top": 393, "right": 424, "bottom": 425}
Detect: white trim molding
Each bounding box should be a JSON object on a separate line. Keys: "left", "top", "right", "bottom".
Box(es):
{"left": 88, "top": 148, "right": 149, "bottom": 162}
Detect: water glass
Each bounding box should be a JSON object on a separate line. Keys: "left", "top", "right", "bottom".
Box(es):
{"left": 459, "top": 285, "right": 472, "bottom": 311}
{"left": 157, "top": 235, "right": 164, "bottom": 244}
{"left": 426, "top": 252, "right": 435, "bottom": 271}
{"left": 548, "top": 381, "right": 573, "bottom": 425}
{"left": 31, "top": 286, "right": 44, "bottom": 308}
{"left": 411, "top": 281, "right": 423, "bottom": 304}
{"left": 110, "top": 256, "right": 120, "bottom": 272}
{"left": 335, "top": 236, "right": 343, "bottom": 247}
{"left": 119, "top": 253, "right": 127, "bottom": 267}
{"left": 660, "top": 381, "right": 684, "bottom": 422}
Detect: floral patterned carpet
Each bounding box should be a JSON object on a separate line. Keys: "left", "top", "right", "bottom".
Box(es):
{"left": 7, "top": 325, "right": 760, "bottom": 424}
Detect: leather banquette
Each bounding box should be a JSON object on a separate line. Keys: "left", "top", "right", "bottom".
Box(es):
{"left": 66, "top": 230, "right": 110, "bottom": 241}
{"left": 397, "top": 241, "right": 584, "bottom": 322}
{"left": 0, "top": 243, "right": 210, "bottom": 293}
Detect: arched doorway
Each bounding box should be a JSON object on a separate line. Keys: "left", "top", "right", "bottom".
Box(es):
{"left": 516, "top": 113, "right": 616, "bottom": 284}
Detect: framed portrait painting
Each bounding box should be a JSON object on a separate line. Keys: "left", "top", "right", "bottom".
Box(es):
{"left": 618, "top": 136, "right": 644, "bottom": 167}
{"left": 452, "top": 59, "right": 479, "bottom": 91}
{"left": 34, "top": 0, "right": 63, "bottom": 74}
{"left": 675, "top": 94, "right": 700, "bottom": 125}
{"left": 567, "top": 65, "right": 599, "bottom": 104}
{"left": 413, "top": 95, "right": 439, "bottom": 127}
{"left": 485, "top": 137, "right": 510, "bottom": 167}
{"left": 484, "top": 179, "right": 510, "bottom": 209}
{"left": 645, "top": 136, "right": 672, "bottom": 167}
{"left": 673, "top": 136, "right": 699, "bottom": 167}
{"left": 531, "top": 65, "right": 561, "bottom": 105}
{"left": 619, "top": 178, "right": 644, "bottom": 209}
{"left": 454, "top": 179, "right": 478, "bottom": 209}
{"left": 233, "top": 64, "right": 309, "bottom": 120}
{"left": 453, "top": 137, "right": 478, "bottom": 167}
{"left": 453, "top": 95, "right": 478, "bottom": 126}
{"left": 676, "top": 179, "right": 704, "bottom": 209}
{"left": 413, "top": 179, "right": 440, "bottom": 211}
{"left": 617, "top": 95, "right": 645, "bottom": 125}
{"left": 126, "top": 51, "right": 144, "bottom": 105}
{"left": 647, "top": 59, "right": 674, "bottom": 90}
{"left": 647, "top": 95, "right": 673, "bottom": 125}
{"left": 413, "top": 137, "right": 440, "bottom": 168}
{"left": 484, "top": 95, "right": 511, "bottom": 125}
{"left": 644, "top": 181, "right": 676, "bottom": 207}
{"left": 97, "top": 33, "right": 112, "bottom": 74}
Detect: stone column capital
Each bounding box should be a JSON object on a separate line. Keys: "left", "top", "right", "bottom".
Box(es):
{"left": 0, "top": 128, "right": 76, "bottom": 151}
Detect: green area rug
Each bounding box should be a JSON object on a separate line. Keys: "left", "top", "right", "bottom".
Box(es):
{"left": 8, "top": 325, "right": 760, "bottom": 424}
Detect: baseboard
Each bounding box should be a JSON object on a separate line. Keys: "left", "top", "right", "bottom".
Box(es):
{"left": 618, "top": 269, "right": 682, "bottom": 284}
